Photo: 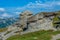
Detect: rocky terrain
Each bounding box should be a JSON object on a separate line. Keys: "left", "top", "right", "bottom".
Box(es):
{"left": 0, "top": 10, "right": 60, "bottom": 40}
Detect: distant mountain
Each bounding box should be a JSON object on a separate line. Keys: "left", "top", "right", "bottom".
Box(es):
{"left": 0, "top": 17, "right": 20, "bottom": 28}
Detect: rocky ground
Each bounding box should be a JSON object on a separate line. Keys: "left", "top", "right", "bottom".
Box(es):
{"left": 51, "top": 34, "right": 60, "bottom": 40}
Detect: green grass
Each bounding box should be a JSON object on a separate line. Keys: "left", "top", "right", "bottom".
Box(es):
{"left": 53, "top": 15, "right": 60, "bottom": 27}
{"left": 7, "top": 30, "right": 60, "bottom": 40}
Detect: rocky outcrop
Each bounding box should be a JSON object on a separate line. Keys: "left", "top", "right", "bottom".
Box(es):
{"left": 8, "top": 10, "right": 58, "bottom": 32}
{"left": 19, "top": 10, "right": 33, "bottom": 31}
{"left": 20, "top": 12, "right": 57, "bottom": 34}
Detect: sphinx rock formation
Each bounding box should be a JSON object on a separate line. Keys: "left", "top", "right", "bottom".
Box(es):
{"left": 19, "top": 10, "right": 33, "bottom": 31}
{"left": 7, "top": 11, "right": 57, "bottom": 34}
{"left": 7, "top": 10, "right": 33, "bottom": 32}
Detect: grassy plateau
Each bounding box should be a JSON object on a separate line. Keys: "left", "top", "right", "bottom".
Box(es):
{"left": 7, "top": 30, "right": 60, "bottom": 40}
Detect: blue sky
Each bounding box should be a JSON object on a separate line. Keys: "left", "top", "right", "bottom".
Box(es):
{"left": 0, "top": 0, "right": 34, "bottom": 7}
{"left": 0, "top": 0, "right": 60, "bottom": 18}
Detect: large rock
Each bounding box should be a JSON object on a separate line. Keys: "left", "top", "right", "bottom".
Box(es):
{"left": 20, "top": 10, "right": 33, "bottom": 29}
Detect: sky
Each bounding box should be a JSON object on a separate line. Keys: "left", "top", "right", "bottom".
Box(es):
{"left": 0, "top": 0, "right": 60, "bottom": 18}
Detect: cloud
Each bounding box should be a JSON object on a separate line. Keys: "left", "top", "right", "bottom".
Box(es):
{"left": 0, "top": 8, "right": 5, "bottom": 11}
{"left": 1, "top": 13, "right": 12, "bottom": 17}
{"left": 19, "top": 0, "right": 60, "bottom": 8}
{"left": 16, "top": 0, "right": 60, "bottom": 13}
{"left": 15, "top": 12, "right": 21, "bottom": 15}
{"left": 16, "top": 0, "right": 54, "bottom": 13}
{"left": 56, "top": 2, "right": 60, "bottom": 5}
{"left": 16, "top": 0, "right": 54, "bottom": 10}
{"left": 3, "top": 0, "right": 60, "bottom": 16}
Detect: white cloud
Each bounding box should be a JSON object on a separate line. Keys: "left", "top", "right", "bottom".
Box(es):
{"left": 56, "top": 2, "right": 60, "bottom": 5}
{"left": 15, "top": 12, "right": 21, "bottom": 14}
{"left": 16, "top": 0, "right": 60, "bottom": 13}
{"left": 20, "top": 0, "right": 60, "bottom": 8}
{"left": 0, "top": 8, "right": 5, "bottom": 11}
{"left": 1, "top": 13, "right": 12, "bottom": 17}
{"left": 17, "top": 0, "right": 54, "bottom": 10}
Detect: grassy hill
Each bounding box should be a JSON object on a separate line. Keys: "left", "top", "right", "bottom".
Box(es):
{"left": 7, "top": 30, "right": 60, "bottom": 40}
{"left": 7, "top": 11, "right": 60, "bottom": 40}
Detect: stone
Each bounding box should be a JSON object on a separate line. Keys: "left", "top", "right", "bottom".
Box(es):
{"left": 8, "top": 10, "right": 58, "bottom": 34}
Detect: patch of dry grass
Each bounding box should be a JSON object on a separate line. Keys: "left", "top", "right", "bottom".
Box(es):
{"left": 0, "top": 28, "right": 7, "bottom": 32}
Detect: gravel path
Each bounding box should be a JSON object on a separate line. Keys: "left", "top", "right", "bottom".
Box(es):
{"left": 0, "top": 29, "right": 19, "bottom": 40}
{"left": 51, "top": 34, "right": 60, "bottom": 40}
